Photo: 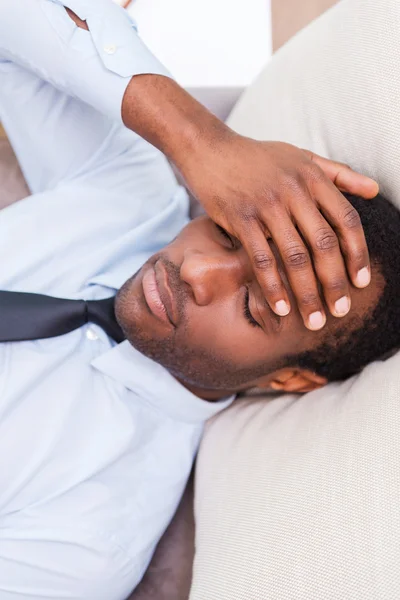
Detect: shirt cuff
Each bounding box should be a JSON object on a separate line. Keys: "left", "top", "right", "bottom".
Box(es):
{"left": 45, "top": 0, "right": 172, "bottom": 122}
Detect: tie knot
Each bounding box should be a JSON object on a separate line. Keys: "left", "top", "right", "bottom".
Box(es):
{"left": 86, "top": 296, "right": 125, "bottom": 343}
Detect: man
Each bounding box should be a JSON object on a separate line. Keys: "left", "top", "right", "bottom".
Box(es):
{"left": 0, "top": 1, "right": 387, "bottom": 599}
{"left": 116, "top": 192, "right": 400, "bottom": 394}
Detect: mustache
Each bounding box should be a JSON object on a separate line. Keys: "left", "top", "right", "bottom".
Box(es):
{"left": 158, "top": 255, "right": 187, "bottom": 323}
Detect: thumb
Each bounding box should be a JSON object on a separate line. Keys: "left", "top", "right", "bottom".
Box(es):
{"left": 305, "top": 151, "right": 379, "bottom": 199}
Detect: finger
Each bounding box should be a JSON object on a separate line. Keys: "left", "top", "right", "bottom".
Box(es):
{"left": 314, "top": 178, "right": 371, "bottom": 289}
{"left": 293, "top": 201, "right": 351, "bottom": 318}
{"left": 239, "top": 222, "right": 291, "bottom": 317}
{"left": 304, "top": 151, "right": 379, "bottom": 199}
{"left": 266, "top": 211, "right": 327, "bottom": 330}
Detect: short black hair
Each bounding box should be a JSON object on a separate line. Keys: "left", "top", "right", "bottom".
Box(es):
{"left": 291, "top": 192, "right": 400, "bottom": 382}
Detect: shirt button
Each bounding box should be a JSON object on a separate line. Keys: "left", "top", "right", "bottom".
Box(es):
{"left": 103, "top": 44, "right": 117, "bottom": 55}
{"left": 86, "top": 327, "right": 99, "bottom": 341}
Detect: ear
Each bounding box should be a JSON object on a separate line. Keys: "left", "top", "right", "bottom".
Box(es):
{"left": 255, "top": 368, "right": 328, "bottom": 394}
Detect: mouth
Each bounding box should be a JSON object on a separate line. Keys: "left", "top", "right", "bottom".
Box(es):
{"left": 142, "top": 260, "right": 177, "bottom": 327}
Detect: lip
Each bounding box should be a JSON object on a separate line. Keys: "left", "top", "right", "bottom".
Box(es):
{"left": 142, "top": 263, "right": 176, "bottom": 327}
{"left": 154, "top": 260, "right": 177, "bottom": 327}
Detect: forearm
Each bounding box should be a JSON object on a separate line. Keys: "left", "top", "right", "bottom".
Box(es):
{"left": 121, "top": 74, "right": 232, "bottom": 171}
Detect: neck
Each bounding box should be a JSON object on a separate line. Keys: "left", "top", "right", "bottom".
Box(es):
{"left": 176, "top": 377, "right": 235, "bottom": 402}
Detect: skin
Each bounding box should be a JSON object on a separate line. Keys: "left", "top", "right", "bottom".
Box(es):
{"left": 67, "top": 9, "right": 379, "bottom": 333}
{"left": 115, "top": 216, "right": 383, "bottom": 400}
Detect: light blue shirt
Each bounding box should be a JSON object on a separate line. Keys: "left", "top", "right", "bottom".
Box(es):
{"left": 0, "top": 2, "right": 233, "bottom": 598}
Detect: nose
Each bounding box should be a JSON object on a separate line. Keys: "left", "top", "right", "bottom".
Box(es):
{"left": 180, "top": 248, "right": 245, "bottom": 306}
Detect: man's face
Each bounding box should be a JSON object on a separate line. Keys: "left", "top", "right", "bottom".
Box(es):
{"left": 115, "top": 216, "right": 380, "bottom": 395}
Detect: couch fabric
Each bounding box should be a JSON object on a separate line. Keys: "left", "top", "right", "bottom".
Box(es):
{"left": 190, "top": 1, "right": 400, "bottom": 598}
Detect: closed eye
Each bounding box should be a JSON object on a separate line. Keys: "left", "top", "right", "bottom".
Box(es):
{"left": 215, "top": 224, "right": 239, "bottom": 249}
{"left": 244, "top": 287, "right": 260, "bottom": 328}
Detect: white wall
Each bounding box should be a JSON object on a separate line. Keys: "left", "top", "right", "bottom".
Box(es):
{"left": 127, "top": 0, "right": 272, "bottom": 88}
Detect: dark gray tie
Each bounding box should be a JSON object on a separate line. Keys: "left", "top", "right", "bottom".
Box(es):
{"left": 0, "top": 291, "right": 125, "bottom": 343}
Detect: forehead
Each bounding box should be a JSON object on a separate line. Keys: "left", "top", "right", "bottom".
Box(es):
{"left": 193, "top": 215, "right": 382, "bottom": 329}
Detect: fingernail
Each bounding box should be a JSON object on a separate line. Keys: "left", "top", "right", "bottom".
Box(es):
{"left": 308, "top": 311, "right": 326, "bottom": 330}
{"left": 334, "top": 296, "right": 350, "bottom": 317}
{"left": 275, "top": 300, "right": 290, "bottom": 316}
{"left": 356, "top": 267, "right": 370, "bottom": 288}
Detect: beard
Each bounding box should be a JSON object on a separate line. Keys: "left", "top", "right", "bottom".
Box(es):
{"left": 115, "top": 259, "right": 271, "bottom": 391}
{"left": 115, "top": 264, "right": 263, "bottom": 393}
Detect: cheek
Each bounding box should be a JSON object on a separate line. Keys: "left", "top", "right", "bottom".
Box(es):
{"left": 181, "top": 299, "right": 269, "bottom": 368}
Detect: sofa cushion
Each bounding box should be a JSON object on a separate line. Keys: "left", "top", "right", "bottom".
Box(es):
{"left": 190, "top": 1, "right": 400, "bottom": 598}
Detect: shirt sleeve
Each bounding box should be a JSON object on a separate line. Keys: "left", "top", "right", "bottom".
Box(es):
{"left": 0, "top": 0, "right": 172, "bottom": 193}
{"left": 0, "top": 525, "right": 139, "bottom": 600}
{"left": 1, "top": 0, "right": 171, "bottom": 122}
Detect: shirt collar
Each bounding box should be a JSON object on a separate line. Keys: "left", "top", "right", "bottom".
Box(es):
{"left": 91, "top": 341, "right": 234, "bottom": 424}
